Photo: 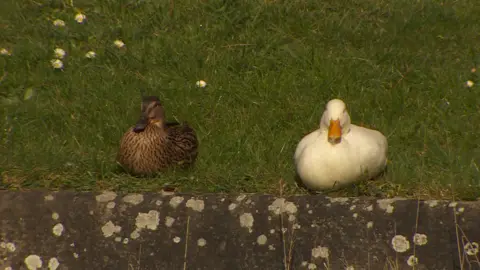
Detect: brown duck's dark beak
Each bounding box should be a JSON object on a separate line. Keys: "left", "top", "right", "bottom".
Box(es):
{"left": 133, "top": 115, "right": 149, "bottom": 132}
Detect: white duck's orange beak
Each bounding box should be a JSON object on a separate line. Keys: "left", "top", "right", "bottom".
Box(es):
{"left": 328, "top": 119, "right": 342, "bottom": 144}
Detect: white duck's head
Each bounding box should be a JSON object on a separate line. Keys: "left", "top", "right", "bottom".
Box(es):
{"left": 320, "top": 99, "right": 351, "bottom": 145}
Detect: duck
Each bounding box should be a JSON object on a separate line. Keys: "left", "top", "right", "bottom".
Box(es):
{"left": 294, "top": 99, "right": 388, "bottom": 191}
{"left": 117, "top": 95, "right": 198, "bottom": 176}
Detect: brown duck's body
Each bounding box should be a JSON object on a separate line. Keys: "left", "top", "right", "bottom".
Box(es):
{"left": 117, "top": 121, "right": 198, "bottom": 176}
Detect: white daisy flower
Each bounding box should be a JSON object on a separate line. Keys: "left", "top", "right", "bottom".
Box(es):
{"left": 113, "top": 40, "right": 125, "bottom": 48}
{"left": 50, "top": 59, "right": 64, "bottom": 69}
{"left": 0, "top": 48, "right": 11, "bottom": 56}
{"left": 53, "top": 19, "right": 66, "bottom": 27}
{"left": 54, "top": 48, "right": 66, "bottom": 59}
{"left": 75, "top": 13, "right": 87, "bottom": 24}
{"left": 466, "top": 80, "right": 474, "bottom": 88}
{"left": 85, "top": 51, "right": 96, "bottom": 59}
{"left": 195, "top": 80, "right": 207, "bottom": 88}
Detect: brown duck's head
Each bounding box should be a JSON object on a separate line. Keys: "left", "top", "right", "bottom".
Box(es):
{"left": 133, "top": 96, "right": 165, "bottom": 132}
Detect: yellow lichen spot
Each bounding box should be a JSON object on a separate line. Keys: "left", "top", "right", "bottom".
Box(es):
{"left": 407, "top": 255, "right": 418, "bottom": 266}
{"left": 413, "top": 233, "right": 428, "bottom": 246}
{"left": 311, "top": 246, "right": 329, "bottom": 259}
{"left": 391, "top": 235, "right": 410, "bottom": 253}
{"left": 464, "top": 242, "right": 479, "bottom": 256}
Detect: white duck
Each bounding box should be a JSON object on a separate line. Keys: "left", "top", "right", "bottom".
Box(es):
{"left": 294, "top": 99, "right": 388, "bottom": 191}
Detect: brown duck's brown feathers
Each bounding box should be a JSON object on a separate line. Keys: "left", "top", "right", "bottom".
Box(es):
{"left": 117, "top": 121, "right": 198, "bottom": 176}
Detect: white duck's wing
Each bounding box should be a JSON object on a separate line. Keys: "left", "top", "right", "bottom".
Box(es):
{"left": 294, "top": 129, "right": 321, "bottom": 163}
{"left": 348, "top": 125, "right": 388, "bottom": 176}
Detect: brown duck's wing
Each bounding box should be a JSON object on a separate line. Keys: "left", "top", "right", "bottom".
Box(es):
{"left": 166, "top": 123, "right": 199, "bottom": 166}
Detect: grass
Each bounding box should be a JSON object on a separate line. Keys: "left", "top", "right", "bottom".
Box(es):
{"left": 0, "top": 0, "right": 479, "bottom": 199}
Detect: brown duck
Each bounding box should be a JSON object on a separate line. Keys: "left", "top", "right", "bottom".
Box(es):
{"left": 117, "top": 96, "right": 198, "bottom": 176}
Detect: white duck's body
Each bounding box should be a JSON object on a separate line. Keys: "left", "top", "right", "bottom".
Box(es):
{"left": 294, "top": 99, "right": 388, "bottom": 191}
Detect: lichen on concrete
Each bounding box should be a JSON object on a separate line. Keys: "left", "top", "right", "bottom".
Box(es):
{"left": 1, "top": 191, "right": 479, "bottom": 270}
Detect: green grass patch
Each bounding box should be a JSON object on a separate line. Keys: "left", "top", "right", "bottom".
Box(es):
{"left": 1, "top": 0, "right": 479, "bottom": 199}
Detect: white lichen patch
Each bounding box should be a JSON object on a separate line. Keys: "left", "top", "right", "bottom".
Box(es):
{"left": 123, "top": 238, "right": 129, "bottom": 244}
{"left": 346, "top": 266, "right": 355, "bottom": 270}
{"left": 155, "top": 200, "right": 162, "bottom": 206}
{"left": 52, "top": 223, "right": 64, "bottom": 237}
{"left": 106, "top": 202, "right": 116, "bottom": 209}
{"left": 169, "top": 196, "right": 185, "bottom": 208}
{"left": 173, "top": 236, "right": 181, "bottom": 243}
{"left": 306, "top": 204, "right": 310, "bottom": 208}
{"left": 327, "top": 197, "right": 349, "bottom": 204}
{"left": 367, "top": 221, "right": 374, "bottom": 229}
{"left": 130, "top": 229, "right": 140, "bottom": 239}
{"left": 236, "top": 194, "right": 246, "bottom": 202}
{"left": 44, "top": 194, "right": 54, "bottom": 201}
{"left": 270, "top": 229, "right": 275, "bottom": 234}
{"left": 407, "top": 255, "right": 418, "bottom": 266}
{"left": 377, "top": 198, "right": 405, "bottom": 213}
{"left": 115, "top": 237, "right": 121, "bottom": 242}
{"left": 391, "top": 235, "right": 410, "bottom": 253}
{"left": 268, "top": 244, "right": 275, "bottom": 250}
{"left": 349, "top": 205, "right": 356, "bottom": 211}
{"left": 288, "top": 214, "right": 296, "bottom": 222}
{"left": 228, "top": 203, "right": 237, "bottom": 211}
{"left": 123, "top": 194, "right": 144, "bottom": 205}
{"left": 307, "top": 263, "right": 317, "bottom": 269}
{"left": 426, "top": 200, "right": 438, "bottom": 208}
{"left": 293, "top": 224, "right": 301, "bottom": 230}
{"left": 165, "top": 216, "right": 175, "bottom": 227}
{"left": 308, "top": 210, "right": 313, "bottom": 214}
{"left": 51, "top": 212, "right": 59, "bottom": 220}
{"left": 186, "top": 198, "right": 205, "bottom": 212}
{"left": 96, "top": 191, "right": 117, "bottom": 203}
{"left": 5, "top": 267, "right": 12, "bottom": 270}
{"left": 257, "top": 234, "right": 267, "bottom": 245}
{"left": 197, "top": 238, "right": 207, "bottom": 247}
{"left": 413, "top": 233, "right": 428, "bottom": 246}
{"left": 24, "top": 255, "right": 42, "bottom": 270}
{"left": 136, "top": 210, "right": 160, "bottom": 230}
{"left": 312, "top": 246, "right": 329, "bottom": 259}
{"left": 73, "top": 253, "right": 79, "bottom": 259}
{"left": 160, "top": 189, "right": 175, "bottom": 197}
{"left": 365, "top": 205, "right": 373, "bottom": 211}
{"left": 268, "top": 198, "right": 298, "bottom": 215}
{"left": 352, "top": 213, "right": 358, "bottom": 219}
{"left": 101, "top": 221, "right": 121, "bottom": 238}
{"left": 464, "top": 242, "right": 479, "bottom": 256}
{"left": 48, "top": 257, "right": 60, "bottom": 270}
{"left": 239, "top": 213, "right": 254, "bottom": 233}
{"left": 6, "top": 242, "right": 16, "bottom": 252}
{"left": 448, "top": 202, "right": 458, "bottom": 208}
{"left": 456, "top": 207, "right": 465, "bottom": 214}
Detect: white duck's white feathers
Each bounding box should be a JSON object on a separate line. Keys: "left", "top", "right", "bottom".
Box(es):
{"left": 294, "top": 99, "right": 388, "bottom": 191}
